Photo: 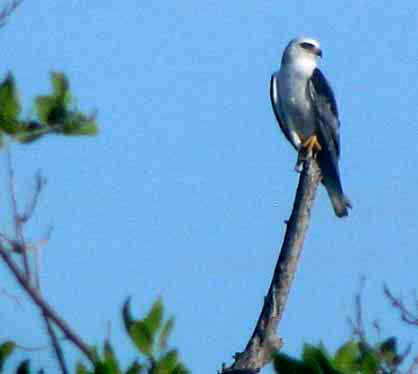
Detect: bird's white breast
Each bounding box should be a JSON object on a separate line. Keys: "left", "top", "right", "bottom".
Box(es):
{"left": 277, "top": 62, "right": 316, "bottom": 146}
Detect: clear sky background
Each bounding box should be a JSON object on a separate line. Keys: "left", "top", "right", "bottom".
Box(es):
{"left": 0, "top": 1, "right": 417, "bottom": 373}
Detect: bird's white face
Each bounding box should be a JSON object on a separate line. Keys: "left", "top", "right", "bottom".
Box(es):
{"left": 293, "top": 38, "right": 322, "bottom": 59}
{"left": 282, "top": 37, "right": 322, "bottom": 76}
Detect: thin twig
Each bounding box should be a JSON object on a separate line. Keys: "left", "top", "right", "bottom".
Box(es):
{"left": 0, "top": 0, "right": 23, "bottom": 27}
{"left": 0, "top": 244, "right": 95, "bottom": 365}
{"left": 223, "top": 159, "right": 322, "bottom": 372}
{"left": 348, "top": 277, "right": 368, "bottom": 343}
{"left": 43, "top": 313, "right": 68, "bottom": 374}
{"left": 0, "top": 232, "right": 15, "bottom": 245}
{"left": 414, "top": 291, "right": 418, "bottom": 314}
{"left": 15, "top": 339, "right": 66, "bottom": 353}
{"left": 21, "top": 172, "right": 47, "bottom": 224}
{"left": 6, "top": 149, "right": 30, "bottom": 278}
{"left": 384, "top": 285, "right": 418, "bottom": 326}
{"left": 0, "top": 287, "right": 22, "bottom": 308}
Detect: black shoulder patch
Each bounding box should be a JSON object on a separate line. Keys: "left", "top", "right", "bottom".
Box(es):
{"left": 310, "top": 68, "right": 339, "bottom": 118}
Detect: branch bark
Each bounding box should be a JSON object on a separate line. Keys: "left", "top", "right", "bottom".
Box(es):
{"left": 0, "top": 244, "right": 96, "bottom": 365}
{"left": 223, "top": 159, "right": 322, "bottom": 373}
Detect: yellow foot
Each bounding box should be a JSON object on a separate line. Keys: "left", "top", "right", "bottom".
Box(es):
{"left": 294, "top": 135, "right": 322, "bottom": 172}
{"left": 302, "top": 134, "right": 322, "bottom": 153}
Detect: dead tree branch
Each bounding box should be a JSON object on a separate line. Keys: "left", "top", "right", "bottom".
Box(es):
{"left": 42, "top": 312, "right": 68, "bottom": 374}
{"left": 384, "top": 285, "right": 418, "bottom": 327}
{"left": 0, "top": 0, "right": 23, "bottom": 27}
{"left": 7, "top": 150, "right": 30, "bottom": 278}
{"left": 0, "top": 244, "right": 95, "bottom": 365}
{"left": 0, "top": 156, "right": 95, "bottom": 368}
{"left": 347, "top": 276, "right": 368, "bottom": 343}
{"left": 223, "top": 159, "right": 322, "bottom": 372}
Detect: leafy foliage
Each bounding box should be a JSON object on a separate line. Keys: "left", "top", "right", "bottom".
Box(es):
{"left": 273, "top": 337, "right": 407, "bottom": 374}
{"left": 1, "top": 299, "right": 188, "bottom": 374}
{"left": 123, "top": 298, "right": 189, "bottom": 374}
{"left": 0, "top": 341, "right": 16, "bottom": 372}
{"left": 0, "top": 72, "right": 98, "bottom": 145}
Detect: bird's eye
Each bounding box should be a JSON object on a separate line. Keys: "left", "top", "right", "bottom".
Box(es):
{"left": 300, "top": 42, "right": 315, "bottom": 51}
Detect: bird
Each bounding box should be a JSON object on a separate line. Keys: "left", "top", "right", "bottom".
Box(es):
{"left": 270, "top": 37, "right": 352, "bottom": 217}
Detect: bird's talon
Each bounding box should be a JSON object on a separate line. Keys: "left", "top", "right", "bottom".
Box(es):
{"left": 302, "top": 134, "right": 322, "bottom": 153}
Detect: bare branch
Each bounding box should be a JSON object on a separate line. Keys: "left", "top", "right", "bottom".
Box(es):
{"left": 384, "top": 285, "right": 418, "bottom": 327}
{"left": 0, "top": 243, "right": 95, "bottom": 365}
{"left": 21, "top": 171, "right": 47, "bottom": 224}
{"left": 0, "top": 287, "right": 22, "bottom": 308}
{"left": 223, "top": 159, "right": 322, "bottom": 372}
{"left": 0, "top": 232, "right": 19, "bottom": 250}
{"left": 6, "top": 149, "right": 30, "bottom": 278}
{"left": 347, "top": 277, "right": 368, "bottom": 343}
{"left": 43, "top": 312, "right": 68, "bottom": 374}
{"left": 1, "top": 157, "right": 91, "bottom": 368}
{"left": 0, "top": 0, "right": 23, "bottom": 27}
{"left": 15, "top": 341, "right": 63, "bottom": 352}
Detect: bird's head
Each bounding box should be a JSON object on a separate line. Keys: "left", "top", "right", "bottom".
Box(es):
{"left": 281, "top": 37, "right": 322, "bottom": 74}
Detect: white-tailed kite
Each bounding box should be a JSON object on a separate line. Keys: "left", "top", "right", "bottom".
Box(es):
{"left": 270, "top": 37, "right": 352, "bottom": 217}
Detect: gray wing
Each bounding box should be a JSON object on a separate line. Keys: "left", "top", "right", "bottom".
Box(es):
{"left": 308, "top": 68, "right": 351, "bottom": 217}
{"left": 270, "top": 73, "right": 294, "bottom": 148}
{"left": 308, "top": 68, "right": 341, "bottom": 163}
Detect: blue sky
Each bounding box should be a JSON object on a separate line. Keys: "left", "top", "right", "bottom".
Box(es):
{"left": 0, "top": 1, "right": 417, "bottom": 373}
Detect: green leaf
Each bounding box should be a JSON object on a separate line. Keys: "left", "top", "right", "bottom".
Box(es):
{"left": 159, "top": 317, "right": 175, "bottom": 350}
{"left": 46, "top": 103, "right": 67, "bottom": 125}
{"left": 89, "top": 346, "right": 101, "bottom": 365}
{"left": 0, "top": 341, "right": 16, "bottom": 370}
{"left": 144, "top": 299, "right": 163, "bottom": 338}
{"left": 35, "top": 96, "right": 57, "bottom": 124}
{"left": 0, "top": 115, "right": 20, "bottom": 135}
{"left": 157, "top": 349, "right": 178, "bottom": 373}
{"left": 93, "top": 360, "right": 115, "bottom": 374}
{"left": 318, "top": 343, "right": 333, "bottom": 364}
{"left": 103, "top": 341, "right": 119, "bottom": 373}
{"left": 171, "top": 363, "right": 190, "bottom": 374}
{"left": 51, "top": 72, "right": 70, "bottom": 104}
{"left": 123, "top": 297, "right": 134, "bottom": 333}
{"left": 379, "top": 337, "right": 397, "bottom": 354}
{"left": 76, "top": 361, "right": 90, "bottom": 374}
{"left": 360, "top": 350, "right": 379, "bottom": 374}
{"left": 379, "top": 337, "right": 398, "bottom": 365}
{"left": 273, "top": 352, "right": 320, "bottom": 374}
{"left": 334, "top": 341, "right": 359, "bottom": 372}
{"left": 123, "top": 299, "right": 152, "bottom": 354}
{"left": 123, "top": 298, "right": 163, "bottom": 356}
{"left": 131, "top": 321, "right": 153, "bottom": 355}
{"left": 126, "top": 361, "right": 142, "bottom": 374}
{"left": 302, "top": 344, "right": 338, "bottom": 374}
{"left": 0, "top": 74, "right": 21, "bottom": 126}
{"left": 15, "top": 127, "right": 52, "bottom": 144}
{"left": 16, "top": 360, "right": 30, "bottom": 374}
{"left": 61, "top": 114, "right": 98, "bottom": 136}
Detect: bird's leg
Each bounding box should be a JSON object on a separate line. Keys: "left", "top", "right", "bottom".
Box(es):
{"left": 294, "top": 134, "right": 322, "bottom": 172}
{"left": 302, "top": 134, "right": 322, "bottom": 154}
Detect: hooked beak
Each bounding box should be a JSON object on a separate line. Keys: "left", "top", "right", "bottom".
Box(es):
{"left": 314, "top": 46, "right": 322, "bottom": 58}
